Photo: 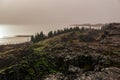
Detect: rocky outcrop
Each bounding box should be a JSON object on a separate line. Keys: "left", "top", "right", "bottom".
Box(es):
{"left": 101, "top": 23, "right": 120, "bottom": 46}
{"left": 44, "top": 48, "right": 120, "bottom": 80}
{"left": 44, "top": 67, "right": 120, "bottom": 80}
{"left": 0, "top": 25, "right": 120, "bottom": 80}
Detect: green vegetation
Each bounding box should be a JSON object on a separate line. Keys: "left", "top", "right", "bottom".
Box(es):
{"left": 30, "top": 27, "right": 85, "bottom": 43}
{"left": 31, "top": 32, "right": 46, "bottom": 43}
{"left": 0, "top": 26, "right": 119, "bottom": 80}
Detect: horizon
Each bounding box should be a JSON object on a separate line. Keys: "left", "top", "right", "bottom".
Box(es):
{"left": 0, "top": 0, "right": 120, "bottom": 38}
{"left": 0, "top": 23, "right": 104, "bottom": 38}
{"left": 0, "top": 0, "right": 120, "bottom": 79}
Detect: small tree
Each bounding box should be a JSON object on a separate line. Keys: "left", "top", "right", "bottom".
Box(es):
{"left": 31, "top": 32, "right": 46, "bottom": 43}
{"left": 48, "top": 31, "right": 53, "bottom": 37}
{"left": 31, "top": 35, "right": 35, "bottom": 43}
{"left": 53, "top": 31, "right": 57, "bottom": 35}
{"left": 39, "top": 32, "right": 45, "bottom": 40}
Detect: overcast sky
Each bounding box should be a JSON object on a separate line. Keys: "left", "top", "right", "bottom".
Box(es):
{"left": 0, "top": 0, "right": 120, "bottom": 36}
{"left": 0, "top": 0, "right": 120, "bottom": 24}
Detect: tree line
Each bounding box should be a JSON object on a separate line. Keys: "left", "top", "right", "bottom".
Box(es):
{"left": 30, "top": 27, "right": 85, "bottom": 43}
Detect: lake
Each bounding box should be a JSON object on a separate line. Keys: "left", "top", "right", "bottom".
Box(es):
{"left": 0, "top": 37, "right": 31, "bottom": 45}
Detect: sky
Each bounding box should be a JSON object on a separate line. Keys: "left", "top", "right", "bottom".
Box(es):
{"left": 0, "top": 0, "right": 120, "bottom": 37}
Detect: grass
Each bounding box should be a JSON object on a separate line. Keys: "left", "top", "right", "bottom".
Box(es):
{"left": 0, "top": 30, "right": 119, "bottom": 80}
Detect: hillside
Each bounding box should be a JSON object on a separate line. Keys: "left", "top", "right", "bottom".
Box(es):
{"left": 101, "top": 23, "right": 120, "bottom": 46}
{"left": 0, "top": 24, "right": 120, "bottom": 80}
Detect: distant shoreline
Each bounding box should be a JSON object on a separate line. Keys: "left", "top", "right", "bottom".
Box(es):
{"left": 0, "top": 35, "right": 31, "bottom": 39}
{"left": 15, "top": 35, "right": 32, "bottom": 37}
{"left": 0, "top": 36, "right": 31, "bottom": 45}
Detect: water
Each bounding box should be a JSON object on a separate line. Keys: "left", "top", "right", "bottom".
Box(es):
{"left": 0, "top": 37, "right": 31, "bottom": 45}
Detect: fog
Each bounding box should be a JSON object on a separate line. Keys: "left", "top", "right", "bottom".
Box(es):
{"left": 0, "top": 0, "right": 120, "bottom": 36}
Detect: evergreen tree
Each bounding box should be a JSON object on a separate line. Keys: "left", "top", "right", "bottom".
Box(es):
{"left": 57, "top": 30, "right": 62, "bottom": 35}
{"left": 39, "top": 32, "right": 45, "bottom": 40}
{"left": 31, "top": 32, "right": 46, "bottom": 43}
{"left": 35, "top": 32, "right": 40, "bottom": 42}
{"left": 64, "top": 28, "right": 69, "bottom": 33}
{"left": 30, "top": 26, "right": 88, "bottom": 43}
{"left": 48, "top": 31, "right": 53, "bottom": 37}
{"left": 53, "top": 31, "right": 57, "bottom": 35}
{"left": 31, "top": 35, "right": 35, "bottom": 43}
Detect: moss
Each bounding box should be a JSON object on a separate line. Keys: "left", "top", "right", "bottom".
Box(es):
{"left": 0, "top": 29, "right": 119, "bottom": 80}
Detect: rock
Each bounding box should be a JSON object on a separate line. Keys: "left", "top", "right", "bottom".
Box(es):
{"left": 84, "top": 67, "right": 120, "bottom": 80}
{"left": 44, "top": 73, "right": 64, "bottom": 80}
{"left": 44, "top": 67, "right": 120, "bottom": 80}
{"left": 101, "top": 23, "right": 120, "bottom": 46}
{"left": 68, "top": 65, "right": 82, "bottom": 73}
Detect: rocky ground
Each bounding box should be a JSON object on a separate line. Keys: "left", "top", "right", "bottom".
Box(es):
{"left": 44, "top": 23, "right": 120, "bottom": 80}
{"left": 0, "top": 23, "right": 120, "bottom": 80}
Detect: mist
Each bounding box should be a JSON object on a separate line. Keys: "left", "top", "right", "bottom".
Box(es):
{"left": 0, "top": 0, "right": 120, "bottom": 36}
